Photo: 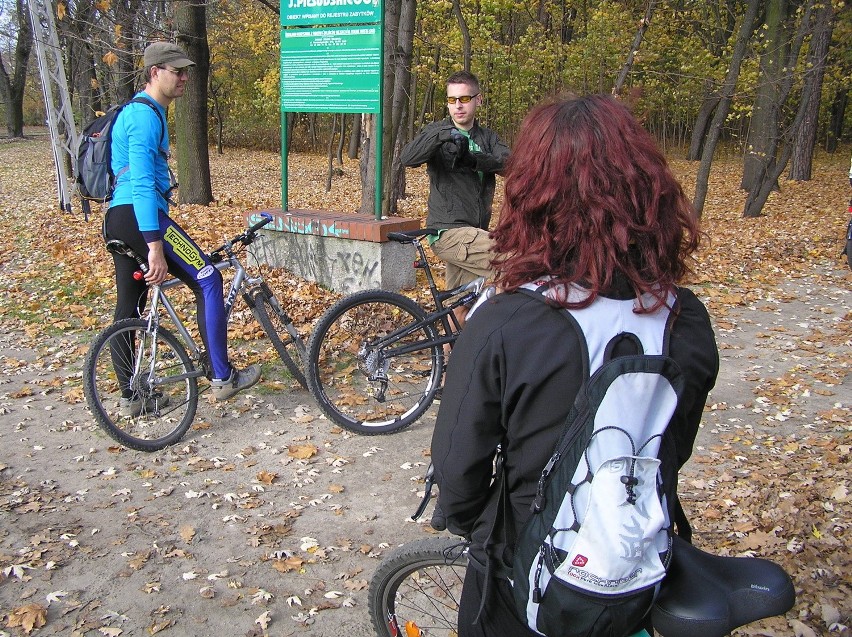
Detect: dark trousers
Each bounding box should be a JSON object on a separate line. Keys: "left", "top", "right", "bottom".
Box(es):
{"left": 104, "top": 205, "right": 231, "bottom": 381}
{"left": 458, "top": 566, "right": 538, "bottom": 637}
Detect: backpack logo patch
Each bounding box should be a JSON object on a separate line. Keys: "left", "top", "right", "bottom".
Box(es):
{"left": 571, "top": 555, "right": 588, "bottom": 567}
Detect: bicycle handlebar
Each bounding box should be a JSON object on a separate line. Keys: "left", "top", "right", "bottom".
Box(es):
{"left": 209, "top": 213, "right": 273, "bottom": 263}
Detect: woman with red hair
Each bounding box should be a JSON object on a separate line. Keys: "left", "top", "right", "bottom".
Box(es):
{"left": 430, "top": 93, "right": 719, "bottom": 637}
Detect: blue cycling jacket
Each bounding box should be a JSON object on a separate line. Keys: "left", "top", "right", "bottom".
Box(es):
{"left": 110, "top": 92, "right": 170, "bottom": 241}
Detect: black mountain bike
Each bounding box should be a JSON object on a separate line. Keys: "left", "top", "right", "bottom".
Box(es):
{"left": 306, "top": 228, "right": 494, "bottom": 435}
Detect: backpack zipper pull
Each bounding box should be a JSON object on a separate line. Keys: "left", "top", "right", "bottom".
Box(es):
{"left": 532, "top": 452, "right": 559, "bottom": 513}
{"left": 532, "top": 545, "right": 546, "bottom": 603}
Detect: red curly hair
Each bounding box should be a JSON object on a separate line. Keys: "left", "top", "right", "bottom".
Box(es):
{"left": 491, "top": 93, "right": 700, "bottom": 312}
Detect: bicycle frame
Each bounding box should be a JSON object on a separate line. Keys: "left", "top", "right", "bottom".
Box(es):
{"left": 136, "top": 252, "right": 265, "bottom": 386}
{"left": 369, "top": 238, "right": 485, "bottom": 363}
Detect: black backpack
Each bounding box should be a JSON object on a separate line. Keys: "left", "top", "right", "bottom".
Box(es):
{"left": 75, "top": 97, "right": 166, "bottom": 219}
{"left": 511, "top": 283, "right": 686, "bottom": 637}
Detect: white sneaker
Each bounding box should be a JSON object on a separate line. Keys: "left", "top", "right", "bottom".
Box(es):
{"left": 211, "top": 365, "right": 261, "bottom": 401}
{"left": 120, "top": 394, "right": 170, "bottom": 418}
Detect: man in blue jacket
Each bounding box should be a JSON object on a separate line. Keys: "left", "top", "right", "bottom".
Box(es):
{"left": 104, "top": 42, "right": 259, "bottom": 416}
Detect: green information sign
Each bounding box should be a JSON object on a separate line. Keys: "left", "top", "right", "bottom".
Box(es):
{"left": 280, "top": 27, "right": 381, "bottom": 114}
{"left": 279, "top": 0, "right": 383, "bottom": 217}
{"left": 281, "top": 0, "right": 380, "bottom": 26}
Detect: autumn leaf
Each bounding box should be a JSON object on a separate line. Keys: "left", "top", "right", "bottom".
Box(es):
{"left": 342, "top": 578, "right": 367, "bottom": 591}
{"left": 288, "top": 444, "right": 318, "bottom": 459}
{"left": 102, "top": 50, "right": 118, "bottom": 66}
{"left": 148, "top": 619, "right": 173, "bottom": 634}
{"left": 404, "top": 620, "right": 423, "bottom": 637}
{"left": 6, "top": 603, "right": 47, "bottom": 634}
{"left": 256, "top": 470, "right": 278, "bottom": 485}
{"left": 179, "top": 525, "right": 196, "bottom": 543}
{"left": 255, "top": 610, "right": 271, "bottom": 630}
{"left": 271, "top": 556, "right": 304, "bottom": 573}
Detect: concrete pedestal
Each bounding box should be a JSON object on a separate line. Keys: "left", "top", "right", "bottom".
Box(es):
{"left": 244, "top": 209, "right": 421, "bottom": 293}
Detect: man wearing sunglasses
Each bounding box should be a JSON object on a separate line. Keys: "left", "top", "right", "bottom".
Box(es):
{"left": 103, "top": 42, "right": 261, "bottom": 413}
{"left": 401, "top": 71, "right": 510, "bottom": 315}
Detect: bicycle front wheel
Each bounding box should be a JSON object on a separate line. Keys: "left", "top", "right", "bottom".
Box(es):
{"left": 306, "top": 290, "right": 442, "bottom": 434}
{"left": 250, "top": 288, "right": 308, "bottom": 389}
{"left": 83, "top": 318, "right": 199, "bottom": 452}
{"left": 369, "top": 537, "right": 468, "bottom": 637}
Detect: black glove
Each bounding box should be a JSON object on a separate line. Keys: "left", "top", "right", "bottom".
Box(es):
{"left": 438, "top": 127, "right": 456, "bottom": 143}
{"left": 440, "top": 128, "right": 475, "bottom": 169}
{"left": 430, "top": 502, "right": 447, "bottom": 531}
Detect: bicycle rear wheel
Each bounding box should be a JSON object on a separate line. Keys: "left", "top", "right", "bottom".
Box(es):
{"left": 369, "top": 537, "right": 468, "bottom": 637}
{"left": 83, "top": 318, "right": 199, "bottom": 452}
{"left": 249, "top": 288, "right": 308, "bottom": 389}
{"left": 306, "top": 290, "right": 442, "bottom": 435}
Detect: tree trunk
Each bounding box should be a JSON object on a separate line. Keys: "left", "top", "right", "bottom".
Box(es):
{"left": 741, "top": 0, "right": 789, "bottom": 192}
{"left": 348, "top": 114, "right": 361, "bottom": 159}
{"left": 742, "top": 0, "right": 815, "bottom": 215}
{"left": 0, "top": 0, "right": 33, "bottom": 138}
{"left": 174, "top": 0, "right": 213, "bottom": 205}
{"left": 687, "top": 80, "right": 721, "bottom": 161}
{"left": 113, "top": 0, "right": 140, "bottom": 104}
{"left": 452, "top": 0, "right": 472, "bottom": 72}
{"left": 788, "top": 1, "right": 834, "bottom": 181}
{"left": 743, "top": 44, "right": 819, "bottom": 218}
{"left": 358, "top": 115, "right": 376, "bottom": 215}
{"left": 825, "top": 88, "right": 847, "bottom": 153}
{"left": 337, "top": 114, "right": 346, "bottom": 164}
{"left": 694, "top": 0, "right": 761, "bottom": 217}
{"left": 326, "top": 114, "right": 338, "bottom": 192}
{"left": 612, "top": 0, "right": 658, "bottom": 98}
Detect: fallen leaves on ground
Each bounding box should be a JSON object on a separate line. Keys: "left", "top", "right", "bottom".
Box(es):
{"left": 0, "top": 135, "right": 848, "bottom": 636}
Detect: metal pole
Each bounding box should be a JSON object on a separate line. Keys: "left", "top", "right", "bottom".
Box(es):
{"left": 374, "top": 0, "right": 384, "bottom": 220}
{"left": 282, "top": 111, "right": 289, "bottom": 211}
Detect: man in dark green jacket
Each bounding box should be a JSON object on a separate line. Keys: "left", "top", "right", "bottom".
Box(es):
{"left": 400, "top": 71, "right": 510, "bottom": 296}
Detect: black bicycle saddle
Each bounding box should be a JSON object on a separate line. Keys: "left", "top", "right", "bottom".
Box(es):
{"left": 652, "top": 535, "right": 795, "bottom": 637}
{"left": 386, "top": 228, "right": 440, "bottom": 242}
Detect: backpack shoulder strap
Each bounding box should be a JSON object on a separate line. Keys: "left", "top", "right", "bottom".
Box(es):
{"left": 128, "top": 96, "right": 166, "bottom": 146}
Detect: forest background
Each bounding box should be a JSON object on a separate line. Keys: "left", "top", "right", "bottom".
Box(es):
{"left": 1, "top": 0, "right": 851, "bottom": 220}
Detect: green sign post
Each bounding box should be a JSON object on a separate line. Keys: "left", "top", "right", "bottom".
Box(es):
{"left": 280, "top": 1, "right": 383, "bottom": 218}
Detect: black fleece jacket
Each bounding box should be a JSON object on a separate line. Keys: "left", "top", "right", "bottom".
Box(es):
{"left": 430, "top": 286, "right": 719, "bottom": 571}
{"left": 400, "top": 118, "right": 510, "bottom": 231}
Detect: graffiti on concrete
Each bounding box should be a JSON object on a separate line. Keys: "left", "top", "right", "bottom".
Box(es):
{"left": 286, "top": 236, "right": 382, "bottom": 292}
{"left": 246, "top": 212, "right": 351, "bottom": 239}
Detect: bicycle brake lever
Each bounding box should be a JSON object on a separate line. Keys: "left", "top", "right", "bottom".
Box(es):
{"left": 411, "top": 463, "right": 436, "bottom": 521}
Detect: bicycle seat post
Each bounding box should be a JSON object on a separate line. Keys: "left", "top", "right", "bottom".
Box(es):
{"left": 414, "top": 237, "right": 446, "bottom": 310}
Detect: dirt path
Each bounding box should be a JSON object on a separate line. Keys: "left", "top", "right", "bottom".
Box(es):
{"left": 1, "top": 136, "right": 850, "bottom": 636}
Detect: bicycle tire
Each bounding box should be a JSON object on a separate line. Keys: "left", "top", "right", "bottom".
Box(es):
{"left": 369, "top": 537, "right": 468, "bottom": 637}
{"left": 83, "top": 318, "right": 199, "bottom": 452}
{"left": 306, "top": 290, "right": 443, "bottom": 435}
{"left": 250, "top": 289, "right": 308, "bottom": 389}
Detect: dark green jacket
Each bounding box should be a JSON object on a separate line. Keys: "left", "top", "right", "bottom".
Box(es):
{"left": 400, "top": 118, "right": 510, "bottom": 230}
